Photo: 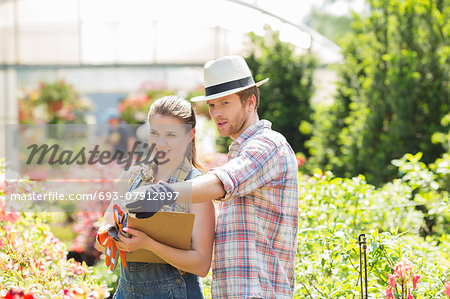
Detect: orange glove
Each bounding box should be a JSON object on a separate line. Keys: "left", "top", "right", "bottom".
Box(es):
{"left": 97, "top": 227, "right": 127, "bottom": 271}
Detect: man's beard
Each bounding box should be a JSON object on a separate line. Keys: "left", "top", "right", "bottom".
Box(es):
{"left": 219, "top": 109, "right": 249, "bottom": 138}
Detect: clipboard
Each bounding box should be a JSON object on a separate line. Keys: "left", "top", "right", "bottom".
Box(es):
{"left": 125, "top": 211, "right": 195, "bottom": 263}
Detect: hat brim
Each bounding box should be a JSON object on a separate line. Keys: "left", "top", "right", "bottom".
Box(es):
{"left": 190, "top": 78, "right": 269, "bottom": 102}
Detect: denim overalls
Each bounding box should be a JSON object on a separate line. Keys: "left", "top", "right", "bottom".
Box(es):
{"left": 113, "top": 262, "right": 204, "bottom": 298}
{"left": 113, "top": 167, "right": 204, "bottom": 299}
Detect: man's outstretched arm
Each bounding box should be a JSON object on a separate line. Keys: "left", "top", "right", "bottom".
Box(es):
{"left": 125, "top": 173, "right": 226, "bottom": 215}
{"left": 171, "top": 173, "right": 226, "bottom": 204}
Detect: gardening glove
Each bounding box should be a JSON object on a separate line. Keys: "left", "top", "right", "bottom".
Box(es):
{"left": 96, "top": 224, "right": 128, "bottom": 270}
{"left": 96, "top": 228, "right": 122, "bottom": 271}
{"left": 125, "top": 181, "right": 178, "bottom": 218}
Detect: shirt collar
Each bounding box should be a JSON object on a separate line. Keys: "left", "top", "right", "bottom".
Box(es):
{"left": 232, "top": 119, "right": 272, "bottom": 146}
{"left": 167, "top": 156, "right": 192, "bottom": 184}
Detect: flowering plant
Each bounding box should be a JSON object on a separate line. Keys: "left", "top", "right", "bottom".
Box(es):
{"left": 18, "top": 80, "right": 94, "bottom": 124}
{"left": 0, "top": 159, "right": 108, "bottom": 298}
{"left": 118, "top": 86, "right": 205, "bottom": 124}
{"left": 0, "top": 210, "right": 108, "bottom": 298}
{"left": 444, "top": 281, "right": 450, "bottom": 297}
{"left": 295, "top": 151, "right": 450, "bottom": 298}
{"left": 118, "top": 90, "right": 174, "bottom": 124}
{"left": 386, "top": 259, "right": 421, "bottom": 299}
{"left": 296, "top": 152, "right": 306, "bottom": 168}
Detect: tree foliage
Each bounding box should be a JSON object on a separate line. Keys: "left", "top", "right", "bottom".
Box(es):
{"left": 304, "top": 10, "right": 352, "bottom": 43}
{"left": 307, "top": 0, "right": 450, "bottom": 185}
{"left": 246, "top": 28, "right": 317, "bottom": 154}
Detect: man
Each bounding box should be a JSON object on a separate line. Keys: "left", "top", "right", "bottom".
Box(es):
{"left": 105, "top": 108, "right": 136, "bottom": 157}
{"left": 127, "top": 55, "right": 299, "bottom": 298}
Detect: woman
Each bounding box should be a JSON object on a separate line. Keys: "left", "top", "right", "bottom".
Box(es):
{"left": 96, "top": 96, "right": 215, "bottom": 298}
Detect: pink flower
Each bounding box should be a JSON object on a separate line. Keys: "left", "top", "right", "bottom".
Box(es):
{"left": 67, "top": 260, "right": 86, "bottom": 275}
{"left": 0, "top": 198, "right": 20, "bottom": 224}
{"left": 444, "top": 281, "right": 450, "bottom": 297}
{"left": 388, "top": 274, "right": 397, "bottom": 288}
{"left": 386, "top": 287, "right": 394, "bottom": 299}
{"left": 32, "top": 258, "right": 47, "bottom": 272}
{"left": 63, "top": 286, "right": 85, "bottom": 299}
{"left": 393, "top": 259, "right": 413, "bottom": 279}
{"left": 386, "top": 259, "right": 421, "bottom": 298}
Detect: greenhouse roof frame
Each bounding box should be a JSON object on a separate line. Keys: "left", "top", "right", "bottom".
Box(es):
{"left": 0, "top": 0, "right": 342, "bottom": 67}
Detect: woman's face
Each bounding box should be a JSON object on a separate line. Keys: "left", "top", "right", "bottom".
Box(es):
{"left": 148, "top": 114, "right": 193, "bottom": 165}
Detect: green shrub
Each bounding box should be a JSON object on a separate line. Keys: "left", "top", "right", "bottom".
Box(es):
{"left": 307, "top": 0, "right": 450, "bottom": 185}
{"left": 246, "top": 27, "right": 317, "bottom": 154}
{"left": 296, "top": 152, "right": 449, "bottom": 298}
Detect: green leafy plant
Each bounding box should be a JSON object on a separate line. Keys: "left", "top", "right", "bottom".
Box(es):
{"left": 246, "top": 27, "right": 317, "bottom": 153}
{"left": 307, "top": 0, "right": 449, "bottom": 185}
{"left": 296, "top": 150, "right": 449, "bottom": 298}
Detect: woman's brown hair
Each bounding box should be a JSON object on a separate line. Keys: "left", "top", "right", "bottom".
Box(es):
{"left": 148, "top": 95, "right": 203, "bottom": 171}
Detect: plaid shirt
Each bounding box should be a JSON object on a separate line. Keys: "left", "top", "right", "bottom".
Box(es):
{"left": 210, "top": 120, "right": 299, "bottom": 299}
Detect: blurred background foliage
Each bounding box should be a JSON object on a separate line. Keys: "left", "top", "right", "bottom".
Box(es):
{"left": 305, "top": 0, "right": 449, "bottom": 186}
{"left": 246, "top": 28, "right": 317, "bottom": 155}
{"left": 245, "top": 0, "right": 449, "bottom": 186}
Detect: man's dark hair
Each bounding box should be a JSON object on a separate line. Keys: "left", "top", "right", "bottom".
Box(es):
{"left": 237, "top": 86, "right": 260, "bottom": 111}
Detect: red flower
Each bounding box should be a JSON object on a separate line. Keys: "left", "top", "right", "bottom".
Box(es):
{"left": 296, "top": 156, "right": 305, "bottom": 167}
{"left": 1, "top": 288, "right": 35, "bottom": 299}
{"left": 412, "top": 274, "right": 420, "bottom": 290}
{"left": 407, "top": 288, "right": 413, "bottom": 299}
{"left": 295, "top": 153, "right": 306, "bottom": 168}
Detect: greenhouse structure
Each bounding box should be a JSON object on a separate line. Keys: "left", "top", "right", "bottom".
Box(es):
{"left": 0, "top": 0, "right": 342, "bottom": 157}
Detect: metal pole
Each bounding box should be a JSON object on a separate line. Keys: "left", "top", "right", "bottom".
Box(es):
{"left": 358, "top": 234, "right": 368, "bottom": 299}
{"left": 225, "top": 0, "right": 341, "bottom": 53}
{"left": 13, "top": 0, "right": 19, "bottom": 64}
{"left": 77, "top": 0, "right": 82, "bottom": 64}
{"left": 359, "top": 234, "right": 364, "bottom": 299}
{"left": 363, "top": 235, "right": 368, "bottom": 299}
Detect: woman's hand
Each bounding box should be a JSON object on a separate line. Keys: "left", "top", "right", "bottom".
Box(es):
{"left": 95, "top": 224, "right": 115, "bottom": 252}
{"left": 116, "top": 228, "right": 152, "bottom": 252}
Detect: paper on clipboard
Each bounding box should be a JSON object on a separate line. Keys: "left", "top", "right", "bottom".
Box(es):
{"left": 125, "top": 212, "right": 195, "bottom": 263}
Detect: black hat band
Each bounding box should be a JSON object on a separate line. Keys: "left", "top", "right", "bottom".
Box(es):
{"left": 205, "top": 76, "right": 254, "bottom": 97}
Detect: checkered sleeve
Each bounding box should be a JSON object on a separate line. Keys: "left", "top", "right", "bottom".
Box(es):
{"left": 211, "top": 136, "right": 281, "bottom": 202}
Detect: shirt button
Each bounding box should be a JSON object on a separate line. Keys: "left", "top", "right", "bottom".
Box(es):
{"left": 176, "top": 279, "right": 182, "bottom": 284}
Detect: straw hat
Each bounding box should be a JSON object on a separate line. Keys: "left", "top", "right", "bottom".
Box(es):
{"left": 190, "top": 55, "right": 269, "bottom": 102}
